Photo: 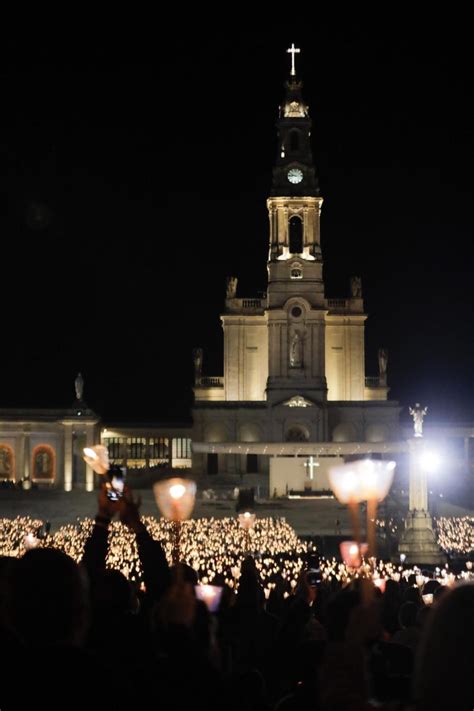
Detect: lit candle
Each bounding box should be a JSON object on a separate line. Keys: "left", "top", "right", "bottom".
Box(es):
{"left": 340, "top": 541, "right": 362, "bottom": 568}
{"left": 195, "top": 584, "right": 223, "bottom": 612}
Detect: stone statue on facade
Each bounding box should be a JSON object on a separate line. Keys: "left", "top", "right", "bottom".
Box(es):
{"left": 34, "top": 449, "right": 52, "bottom": 477}
{"left": 75, "top": 372, "right": 84, "bottom": 401}
{"left": 350, "top": 275, "right": 362, "bottom": 297}
{"left": 226, "top": 276, "right": 238, "bottom": 299}
{"left": 192, "top": 348, "right": 203, "bottom": 385}
{"left": 378, "top": 348, "right": 388, "bottom": 386}
{"left": 289, "top": 331, "right": 303, "bottom": 368}
{"left": 0, "top": 446, "right": 11, "bottom": 476}
{"left": 409, "top": 403, "right": 428, "bottom": 438}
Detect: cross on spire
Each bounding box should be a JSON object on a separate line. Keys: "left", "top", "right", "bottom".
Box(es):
{"left": 287, "top": 43, "right": 301, "bottom": 77}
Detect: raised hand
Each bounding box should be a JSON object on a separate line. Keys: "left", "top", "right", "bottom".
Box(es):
{"left": 97, "top": 481, "right": 120, "bottom": 520}
{"left": 119, "top": 487, "right": 143, "bottom": 532}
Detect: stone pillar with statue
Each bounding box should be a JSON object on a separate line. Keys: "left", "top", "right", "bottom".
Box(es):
{"left": 398, "top": 404, "right": 445, "bottom": 564}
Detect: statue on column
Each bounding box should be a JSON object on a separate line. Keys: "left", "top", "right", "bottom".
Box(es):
{"left": 378, "top": 348, "right": 388, "bottom": 386}
{"left": 350, "top": 275, "right": 362, "bottom": 297}
{"left": 409, "top": 403, "right": 428, "bottom": 437}
{"left": 289, "top": 330, "right": 303, "bottom": 368}
{"left": 75, "top": 372, "right": 84, "bottom": 402}
{"left": 192, "top": 348, "right": 203, "bottom": 385}
{"left": 226, "top": 276, "right": 238, "bottom": 299}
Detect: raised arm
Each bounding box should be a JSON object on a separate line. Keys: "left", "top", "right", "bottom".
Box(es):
{"left": 119, "top": 488, "right": 171, "bottom": 602}
{"left": 82, "top": 484, "right": 118, "bottom": 584}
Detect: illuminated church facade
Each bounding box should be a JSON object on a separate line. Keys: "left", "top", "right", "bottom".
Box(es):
{"left": 1, "top": 49, "right": 473, "bottom": 497}
{"left": 191, "top": 48, "right": 401, "bottom": 490}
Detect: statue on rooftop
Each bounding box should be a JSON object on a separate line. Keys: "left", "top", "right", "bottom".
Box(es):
{"left": 75, "top": 372, "right": 84, "bottom": 401}
{"left": 350, "top": 276, "right": 362, "bottom": 298}
{"left": 192, "top": 348, "right": 203, "bottom": 385}
{"left": 378, "top": 348, "right": 388, "bottom": 385}
{"left": 226, "top": 276, "right": 238, "bottom": 299}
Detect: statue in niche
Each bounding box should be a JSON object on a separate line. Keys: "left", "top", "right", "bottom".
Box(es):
{"left": 350, "top": 276, "right": 362, "bottom": 297}
{"left": 75, "top": 372, "right": 84, "bottom": 401}
{"left": 226, "top": 276, "right": 238, "bottom": 299}
{"left": 409, "top": 403, "right": 428, "bottom": 438}
{"left": 378, "top": 348, "right": 388, "bottom": 385}
{"left": 289, "top": 331, "right": 303, "bottom": 368}
{"left": 192, "top": 348, "right": 203, "bottom": 385}
{"left": 34, "top": 449, "right": 52, "bottom": 478}
{"left": 0, "top": 447, "right": 12, "bottom": 476}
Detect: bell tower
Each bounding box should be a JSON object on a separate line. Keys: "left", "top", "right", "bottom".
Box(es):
{"left": 266, "top": 45, "right": 327, "bottom": 404}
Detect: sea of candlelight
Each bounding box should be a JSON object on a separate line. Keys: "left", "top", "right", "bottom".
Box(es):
{"left": 1, "top": 515, "right": 473, "bottom": 594}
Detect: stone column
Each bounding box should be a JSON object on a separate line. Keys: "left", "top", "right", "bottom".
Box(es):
{"left": 63, "top": 423, "right": 73, "bottom": 492}
{"left": 398, "top": 438, "right": 445, "bottom": 564}
{"left": 408, "top": 438, "right": 428, "bottom": 511}
{"left": 85, "top": 424, "right": 95, "bottom": 492}
{"left": 20, "top": 431, "right": 31, "bottom": 481}
{"left": 226, "top": 452, "right": 237, "bottom": 476}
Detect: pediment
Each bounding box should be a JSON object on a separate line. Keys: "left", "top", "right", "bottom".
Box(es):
{"left": 281, "top": 395, "right": 315, "bottom": 408}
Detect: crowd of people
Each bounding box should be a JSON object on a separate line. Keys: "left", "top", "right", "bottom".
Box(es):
{"left": 0, "top": 514, "right": 308, "bottom": 586}
{"left": 1, "top": 486, "right": 474, "bottom": 709}
{"left": 435, "top": 515, "right": 474, "bottom": 555}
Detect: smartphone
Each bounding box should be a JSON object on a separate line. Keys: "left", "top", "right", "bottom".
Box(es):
{"left": 306, "top": 568, "right": 321, "bottom": 587}
{"left": 106, "top": 465, "right": 126, "bottom": 500}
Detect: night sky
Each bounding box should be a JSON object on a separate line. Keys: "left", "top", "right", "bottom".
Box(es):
{"left": 2, "top": 21, "right": 473, "bottom": 424}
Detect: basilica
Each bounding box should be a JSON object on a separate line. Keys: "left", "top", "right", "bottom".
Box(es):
{"left": 191, "top": 48, "right": 401, "bottom": 493}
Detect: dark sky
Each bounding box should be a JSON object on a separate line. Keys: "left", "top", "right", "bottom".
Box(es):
{"left": 2, "top": 21, "right": 473, "bottom": 423}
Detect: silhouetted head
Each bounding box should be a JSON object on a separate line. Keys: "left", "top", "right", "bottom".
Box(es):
{"left": 237, "top": 557, "right": 262, "bottom": 609}
{"left": 423, "top": 578, "right": 440, "bottom": 595}
{"left": 403, "top": 586, "right": 422, "bottom": 606}
{"left": 325, "top": 588, "right": 361, "bottom": 642}
{"left": 383, "top": 578, "right": 401, "bottom": 602}
{"left": 240, "top": 555, "right": 258, "bottom": 578}
{"left": 414, "top": 583, "right": 474, "bottom": 710}
{"left": 7, "top": 548, "right": 89, "bottom": 647}
{"left": 94, "top": 569, "right": 135, "bottom": 614}
{"left": 0, "top": 556, "right": 19, "bottom": 626}
{"left": 171, "top": 562, "right": 198, "bottom": 586}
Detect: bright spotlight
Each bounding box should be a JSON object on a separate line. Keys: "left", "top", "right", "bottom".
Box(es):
{"left": 420, "top": 451, "right": 441, "bottom": 473}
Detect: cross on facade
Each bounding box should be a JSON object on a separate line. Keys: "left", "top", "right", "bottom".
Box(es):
{"left": 304, "top": 456, "right": 319, "bottom": 480}
{"left": 287, "top": 43, "right": 301, "bottom": 77}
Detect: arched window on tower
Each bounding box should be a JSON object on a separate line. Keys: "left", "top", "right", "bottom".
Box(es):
{"left": 289, "top": 130, "right": 300, "bottom": 152}
{"left": 289, "top": 216, "right": 303, "bottom": 254}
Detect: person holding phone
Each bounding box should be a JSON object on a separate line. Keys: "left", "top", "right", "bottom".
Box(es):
{"left": 81, "top": 480, "right": 171, "bottom": 605}
{"left": 82, "top": 444, "right": 171, "bottom": 602}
